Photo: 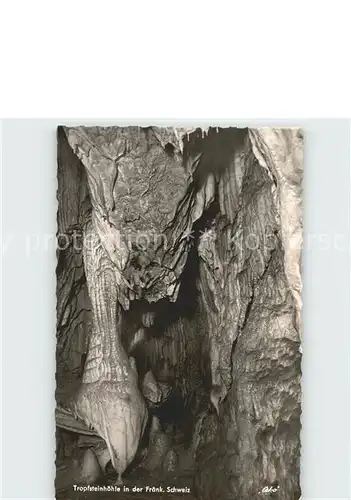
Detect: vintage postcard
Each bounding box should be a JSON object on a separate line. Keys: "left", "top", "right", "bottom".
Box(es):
{"left": 55, "top": 126, "right": 303, "bottom": 499}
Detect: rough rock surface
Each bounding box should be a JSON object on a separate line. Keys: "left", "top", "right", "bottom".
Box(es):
{"left": 79, "top": 448, "right": 102, "bottom": 485}
{"left": 64, "top": 126, "right": 214, "bottom": 308}
{"left": 142, "top": 416, "right": 172, "bottom": 472}
{"left": 193, "top": 128, "right": 302, "bottom": 500}
{"left": 56, "top": 127, "right": 92, "bottom": 378}
{"left": 163, "top": 449, "right": 179, "bottom": 474}
{"left": 69, "top": 217, "right": 148, "bottom": 483}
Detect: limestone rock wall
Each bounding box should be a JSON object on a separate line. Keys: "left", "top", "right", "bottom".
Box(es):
{"left": 193, "top": 128, "right": 302, "bottom": 500}
{"left": 56, "top": 126, "right": 302, "bottom": 499}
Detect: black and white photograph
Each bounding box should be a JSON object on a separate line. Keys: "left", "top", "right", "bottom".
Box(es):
{"left": 54, "top": 126, "right": 303, "bottom": 499}
{"left": 2, "top": 2, "right": 351, "bottom": 498}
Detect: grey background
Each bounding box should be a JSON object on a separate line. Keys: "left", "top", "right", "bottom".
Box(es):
{"left": 1, "top": 119, "right": 350, "bottom": 499}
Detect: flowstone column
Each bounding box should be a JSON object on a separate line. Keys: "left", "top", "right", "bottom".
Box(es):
{"left": 71, "top": 220, "right": 148, "bottom": 484}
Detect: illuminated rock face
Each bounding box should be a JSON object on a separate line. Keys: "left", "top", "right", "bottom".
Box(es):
{"left": 56, "top": 126, "right": 302, "bottom": 498}
{"left": 64, "top": 126, "right": 215, "bottom": 308}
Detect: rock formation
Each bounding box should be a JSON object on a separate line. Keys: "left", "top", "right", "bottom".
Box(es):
{"left": 56, "top": 126, "right": 302, "bottom": 499}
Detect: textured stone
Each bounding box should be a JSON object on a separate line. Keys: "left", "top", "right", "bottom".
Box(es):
{"left": 79, "top": 448, "right": 102, "bottom": 485}
{"left": 70, "top": 220, "right": 148, "bottom": 483}
{"left": 142, "top": 370, "right": 171, "bottom": 407}
{"left": 64, "top": 126, "right": 215, "bottom": 307}
{"left": 143, "top": 416, "right": 172, "bottom": 471}
{"left": 56, "top": 127, "right": 92, "bottom": 377}
{"left": 193, "top": 128, "right": 302, "bottom": 500}
{"left": 249, "top": 128, "right": 303, "bottom": 336}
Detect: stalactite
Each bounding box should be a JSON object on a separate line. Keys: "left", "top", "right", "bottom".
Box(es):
{"left": 64, "top": 126, "right": 215, "bottom": 306}
{"left": 194, "top": 128, "right": 302, "bottom": 500}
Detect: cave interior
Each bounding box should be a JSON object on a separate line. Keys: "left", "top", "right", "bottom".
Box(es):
{"left": 55, "top": 125, "right": 302, "bottom": 500}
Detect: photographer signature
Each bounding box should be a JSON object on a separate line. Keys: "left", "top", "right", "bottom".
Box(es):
{"left": 259, "top": 485, "right": 280, "bottom": 495}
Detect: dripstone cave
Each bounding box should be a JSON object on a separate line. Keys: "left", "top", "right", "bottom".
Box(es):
{"left": 55, "top": 126, "right": 303, "bottom": 500}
